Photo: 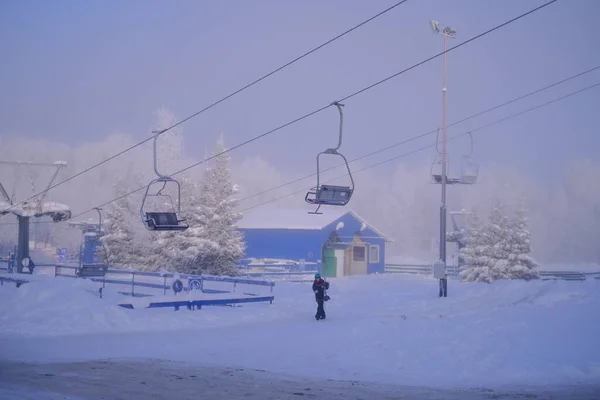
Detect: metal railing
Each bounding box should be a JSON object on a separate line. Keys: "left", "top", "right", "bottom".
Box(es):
{"left": 384, "top": 264, "right": 600, "bottom": 281}
{"left": 0, "top": 263, "right": 275, "bottom": 297}
{"left": 385, "top": 263, "right": 460, "bottom": 277}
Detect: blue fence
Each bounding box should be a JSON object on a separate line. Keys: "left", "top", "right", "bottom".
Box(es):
{"left": 0, "top": 262, "right": 278, "bottom": 309}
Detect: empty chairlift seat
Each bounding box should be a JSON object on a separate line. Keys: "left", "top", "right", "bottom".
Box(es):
{"left": 306, "top": 184, "right": 352, "bottom": 206}
{"left": 144, "top": 212, "right": 188, "bottom": 231}
{"left": 304, "top": 101, "right": 355, "bottom": 214}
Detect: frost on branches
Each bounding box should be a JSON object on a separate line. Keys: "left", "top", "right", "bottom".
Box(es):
{"left": 503, "top": 198, "right": 539, "bottom": 280}
{"left": 154, "top": 134, "right": 246, "bottom": 276}
{"left": 193, "top": 134, "right": 246, "bottom": 276}
{"left": 458, "top": 212, "right": 495, "bottom": 283}
{"left": 459, "top": 198, "right": 539, "bottom": 283}
{"left": 101, "top": 178, "right": 147, "bottom": 270}
{"left": 149, "top": 176, "right": 220, "bottom": 274}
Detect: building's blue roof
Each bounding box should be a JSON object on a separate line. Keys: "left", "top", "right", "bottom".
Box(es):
{"left": 237, "top": 208, "right": 393, "bottom": 242}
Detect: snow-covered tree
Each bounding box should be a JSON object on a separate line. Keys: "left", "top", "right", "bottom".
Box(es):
{"left": 151, "top": 106, "right": 186, "bottom": 173}
{"left": 459, "top": 212, "right": 495, "bottom": 283}
{"left": 101, "top": 178, "right": 146, "bottom": 269}
{"left": 487, "top": 200, "right": 512, "bottom": 261}
{"left": 460, "top": 198, "right": 539, "bottom": 283}
{"left": 147, "top": 176, "right": 219, "bottom": 273}
{"left": 491, "top": 198, "right": 539, "bottom": 280}
{"left": 193, "top": 134, "right": 246, "bottom": 276}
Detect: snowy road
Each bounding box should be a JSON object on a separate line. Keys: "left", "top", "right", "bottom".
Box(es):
{"left": 1, "top": 359, "right": 599, "bottom": 400}
{"left": 1, "top": 275, "right": 599, "bottom": 398}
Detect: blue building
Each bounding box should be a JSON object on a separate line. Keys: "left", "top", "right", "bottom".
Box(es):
{"left": 237, "top": 208, "right": 392, "bottom": 277}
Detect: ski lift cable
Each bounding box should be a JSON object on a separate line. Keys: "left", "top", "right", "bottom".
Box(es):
{"left": 237, "top": 65, "right": 600, "bottom": 203}
{"left": 128, "top": 0, "right": 560, "bottom": 205}
{"left": 8, "top": 0, "right": 563, "bottom": 223}
{"left": 239, "top": 80, "right": 600, "bottom": 213}
{"left": 3, "top": 77, "right": 598, "bottom": 226}
{"left": 5, "top": 0, "right": 411, "bottom": 214}
{"left": 68, "top": 77, "right": 600, "bottom": 222}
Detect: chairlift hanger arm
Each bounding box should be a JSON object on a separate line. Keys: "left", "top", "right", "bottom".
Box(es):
{"left": 466, "top": 131, "right": 474, "bottom": 156}
{"left": 326, "top": 101, "right": 345, "bottom": 152}
{"left": 151, "top": 129, "right": 171, "bottom": 179}
{"left": 94, "top": 207, "right": 102, "bottom": 238}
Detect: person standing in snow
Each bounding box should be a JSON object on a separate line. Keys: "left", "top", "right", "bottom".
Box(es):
{"left": 312, "top": 273, "right": 330, "bottom": 320}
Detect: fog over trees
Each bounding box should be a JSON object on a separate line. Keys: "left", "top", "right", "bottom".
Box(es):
{"left": 1, "top": 107, "right": 598, "bottom": 267}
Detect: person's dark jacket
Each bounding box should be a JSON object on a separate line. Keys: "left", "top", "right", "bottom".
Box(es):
{"left": 312, "top": 278, "right": 330, "bottom": 301}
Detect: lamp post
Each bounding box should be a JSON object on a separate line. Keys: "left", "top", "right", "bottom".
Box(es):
{"left": 430, "top": 20, "right": 456, "bottom": 297}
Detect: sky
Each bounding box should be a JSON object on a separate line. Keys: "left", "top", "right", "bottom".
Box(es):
{"left": 1, "top": 0, "right": 599, "bottom": 185}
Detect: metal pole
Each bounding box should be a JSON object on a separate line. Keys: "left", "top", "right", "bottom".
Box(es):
{"left": 439, "top": 34, "right": 448, "bottom": 298}
{"left": 16, "top": 216, "right": 30, "bottom": 274}
{"left": 430, "top": 19, "right": 455, "bottom": 297}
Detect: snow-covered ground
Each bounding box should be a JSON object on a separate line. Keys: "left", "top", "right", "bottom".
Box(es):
{"left": 1, "top": 273, "right": 599, "bottom": 399}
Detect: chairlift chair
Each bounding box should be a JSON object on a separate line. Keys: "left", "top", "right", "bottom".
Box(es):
{"left": 430, "top": 132, "right": 479, "bottom": 185}
{"left": 458, "top": 132, "right": 479, "bottom": 184}
{"left": 430, "top": 154, "right": 461, "bottom": 185}
{"left": 459, "top": 154, "right": 479, "bottom": 184}
{"left": 75, "top": 208, "right": 109, "bottom": 278}
{"left": 140, "top": 131, "right": 189, "bottom": 231}
{"left": 305, "top": 101, "right": 355, "bottom": 214}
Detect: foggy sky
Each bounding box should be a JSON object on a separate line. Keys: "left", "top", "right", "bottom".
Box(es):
{"left": 1, "top": 0, "right": 599, "bottom": 181}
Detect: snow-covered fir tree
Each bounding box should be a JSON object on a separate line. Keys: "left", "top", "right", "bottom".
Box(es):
{"left": 487, "top": 200, "right": 512, "bottom": 261}
{"left": 101, "top": 178, "right": 146, "bottom": 269}
{"left": 193, "top": 134, "right": 246, "bottom": 276}
{"left": 492, "top": 198, "right": 539, "bottom": 280}
{"left": 147, "top": 175, "right": 219, "bottom": 273}
{"left": 458, "top": 212, "right": 495, "bottom": 283}
{"left": 143, "top": 107, "right": 193, "bottom": 271}
{"left": 460, "top": 198, "right": 539, "bottom": 283}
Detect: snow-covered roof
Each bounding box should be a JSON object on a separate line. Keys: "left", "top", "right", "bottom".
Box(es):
{"left": 11, "top": 201, "right": 71, "bottom": 219}
{"left": 237, "top": 208, "right": 393, "bottom": 242}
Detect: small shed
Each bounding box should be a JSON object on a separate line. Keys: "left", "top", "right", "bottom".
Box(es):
{"left": 237, "top": 208, "right": 393, "bottom": 277}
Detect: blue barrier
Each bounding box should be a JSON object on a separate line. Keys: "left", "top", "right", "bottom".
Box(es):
{"left": 54, "top": 265, "right": 277, "bottom": 289}
{"left": 11, "top": 264, "right": 277, "bottom": 298}
{"left": 118, "top": 295, "right": 275, "bottom": 311}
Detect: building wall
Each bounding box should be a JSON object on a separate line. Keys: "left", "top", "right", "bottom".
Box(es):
{"left": 239, "top": 212, "right": 388, "bottom": 275}
{"left": 239, "top": 228, "right": 327, "bottom": 264}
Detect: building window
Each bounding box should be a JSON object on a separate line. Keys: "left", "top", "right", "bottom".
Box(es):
{"left": 369, "top": 245, "right": 380, "bottom": 263}
{"left": 352, "top": 246, "right": 366, "bottom": 262}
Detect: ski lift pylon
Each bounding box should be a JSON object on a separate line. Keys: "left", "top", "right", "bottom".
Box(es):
{"left": 140, "top": 131, "right": 189, "bottom": 231}
{"left": 305, "top": 101, "right": 355, "bottom": 214}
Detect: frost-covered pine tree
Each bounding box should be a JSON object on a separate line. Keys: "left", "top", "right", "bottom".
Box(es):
{"left": 488, "top": 198, "right": 539, "bottom": 281}
{"left": 100, "top": 175, "right": 154, "bottom": 270}
{"left": 152, "top": 106, "right": 186, "bottom": 172}
{"left": 143, "top": 107, "right": 192, "bottom": 271}
{"left": 495, "top": 198, "right": 539, "bottom": 280}
{"left": 101, "top": 178, "right": 139, "bottom": 268}
{"left": 194, "top": 134, "right": 246, "bottom": 276}
{"left": 148, "top": 175, "right": 220, "bottom": 274}
{"left": 487, "top": 200, "right": 512, "bottom": 259}
{"left": 459, "top": 212, "right": 495, "bottom": 283}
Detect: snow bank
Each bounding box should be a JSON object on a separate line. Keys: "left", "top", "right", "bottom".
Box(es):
{"left": 0, "top": 274, "right": 599, "bottom": 389}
